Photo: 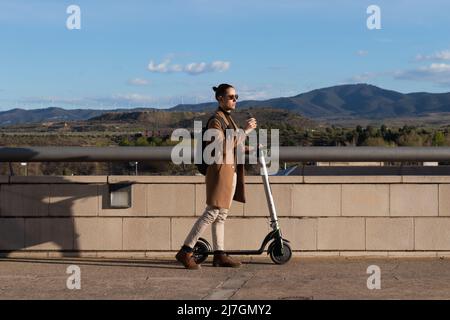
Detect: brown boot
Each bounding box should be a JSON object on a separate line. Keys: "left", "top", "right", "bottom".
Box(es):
{"left": 175, "top": 249, "right": 201, "bottom": 270}
{"left": 213, "top": 252, "right": 241, "bottom": 268}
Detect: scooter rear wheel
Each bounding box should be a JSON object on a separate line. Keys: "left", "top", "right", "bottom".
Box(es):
{"left": 193, "top": 239, "right": 210, "bottom": 264}
{"left": 269, "top": 241, "right": 292, "bottom": 265}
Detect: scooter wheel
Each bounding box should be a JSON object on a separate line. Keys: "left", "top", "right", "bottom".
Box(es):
{"left": 193, "top": 240, "right": 209, "bottom": 264}
{"left": 269, "top": 241, "right": 292, "bottom": 265}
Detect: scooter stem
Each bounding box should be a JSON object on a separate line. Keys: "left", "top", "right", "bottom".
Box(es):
{"left": 259, "top": 148, "right": 280, "bottom": 231}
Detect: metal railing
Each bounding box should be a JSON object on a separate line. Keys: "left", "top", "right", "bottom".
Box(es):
{"left": 1, "top": 146, "right": 450, "bottom": 162}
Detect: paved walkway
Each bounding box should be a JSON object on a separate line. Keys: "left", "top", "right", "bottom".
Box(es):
{"left": 1, "top": 256, "right": 450, "bottom": 299}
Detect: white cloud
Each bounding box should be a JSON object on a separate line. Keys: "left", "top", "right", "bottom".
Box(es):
{"left": 170, "top": 64, "right": 184, "bottom": 72}
{"left": 94, "top": 93, "right": 155, "bottom": 106}
{"left": 239, "top": 91, "right": 271, "bottom": 100}
{"left": 20, "top": 94, "right": 156, "bottom": 108}
{"left": 347, "top": 72, "right": 378, "bottom": 83}
{"left": 356, "top": 50, "right": 369, "bottom": 56}
{"left": 394, "top": 63, "right": 450, "bottom": 86}
{"left": 209, "top": 61, "right": 230, "bottom": 72}
{"left": 344, "top": 62, "right": 450, "bottom": 88}
{"left": 127, "top": 78, "right": 150, "bottom": 86}
{"left": 147, "top": 58, "right": 230, "bottom": 75}
{"left": 415, "top": 49, "right": 450, "bottom": 61}
{"left": 21, "top": 96, "right": 84, "bottom": 104}
{"left": 18, "top": 92, "right": 214, "bottom": 109}
{"left": 184, "top": 62, "right": 207, "bottom": 74}
{"left": 236, "top": 84, "right": 275, "bottom": 100}
{"left": 427, "top": 63, "right": 450, "bottom": 72}
{"left": 148, "top": 59, "right": 172, "bottom": 73}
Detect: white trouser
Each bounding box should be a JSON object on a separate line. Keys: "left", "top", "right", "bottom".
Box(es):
{"left": 184, "top": 172, "right": 237, "bottom": 251}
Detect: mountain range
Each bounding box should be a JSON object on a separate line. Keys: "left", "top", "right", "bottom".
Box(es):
{"left": 2, "top": 84, "right": 450, "bottom": 126}
{"left": 169, "top": 84, "right": 450, "bottom": 120}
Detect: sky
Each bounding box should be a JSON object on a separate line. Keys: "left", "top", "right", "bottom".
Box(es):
{"left": 1, "top": 0, "right": 450, "bottom": 110}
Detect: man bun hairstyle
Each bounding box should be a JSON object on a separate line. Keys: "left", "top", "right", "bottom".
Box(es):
{"left": 212, "top": 83, "right": 234, "bottom": 101}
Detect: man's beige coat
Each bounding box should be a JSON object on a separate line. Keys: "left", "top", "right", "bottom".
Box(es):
{"left": 205, "top": 108, "right": 247, "bottom": 209}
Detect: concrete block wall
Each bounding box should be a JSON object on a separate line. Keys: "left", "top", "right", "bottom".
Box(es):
{"left": 1, "top": 175, "right": 450, "bottom": 258}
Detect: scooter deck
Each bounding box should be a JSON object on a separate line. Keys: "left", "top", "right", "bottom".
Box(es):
{"left": 211, "top": 250, "right": 265, "bottom": 255}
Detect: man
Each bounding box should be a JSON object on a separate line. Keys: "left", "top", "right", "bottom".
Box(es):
{"left": 175, "top": 83, "right": 257, "bottom": 269}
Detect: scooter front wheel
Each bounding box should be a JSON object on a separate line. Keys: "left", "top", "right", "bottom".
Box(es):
{"left": 269, "top": 241, "right": 292, "bottom": 265}
{"left": 193, "top": 239, "right": 210, "bottom": 264}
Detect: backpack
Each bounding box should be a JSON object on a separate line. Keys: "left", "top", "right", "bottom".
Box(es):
{"left": 196, "top": 114, "right": 229, "bottom": 175}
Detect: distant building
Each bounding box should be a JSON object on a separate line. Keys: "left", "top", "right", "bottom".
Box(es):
{"left": 275, "top": 161, "right": 440, "bottom": 176}
{"left": 317, "top": 161, "right": 384, "bottom": 166}
{"left": 274, "top": 165, "right": 298, "bottom": 176}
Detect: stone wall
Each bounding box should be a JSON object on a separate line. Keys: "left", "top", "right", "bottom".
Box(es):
{"left": 1, "top": 175, "right": 450, "bottom": 258}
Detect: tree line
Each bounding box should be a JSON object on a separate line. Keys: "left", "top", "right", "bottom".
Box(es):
{"left": 1, "top": 124, "right": 449, "bottom": 175}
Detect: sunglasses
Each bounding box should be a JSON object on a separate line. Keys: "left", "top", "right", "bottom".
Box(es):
{"left": 223, "top": 94, "right": 239, "bottom": 101}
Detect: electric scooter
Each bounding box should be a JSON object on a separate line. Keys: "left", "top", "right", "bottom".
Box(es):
{"left": 193, "top": 146, "right": 292, "bottom": 265}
